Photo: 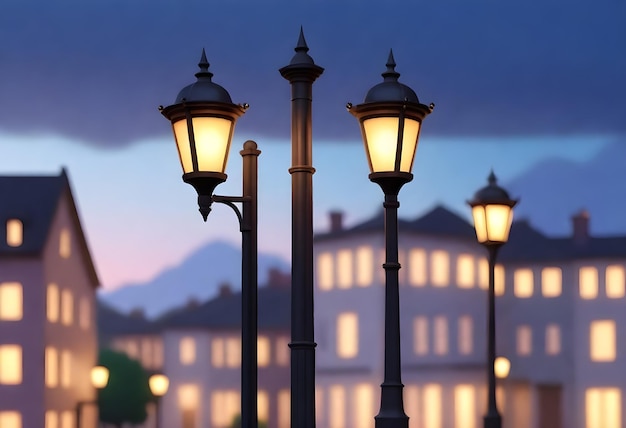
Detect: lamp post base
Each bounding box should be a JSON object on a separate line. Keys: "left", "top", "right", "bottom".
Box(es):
{"left": 483, "top": 413, "right": 502, "bottom": 428}
{"left": 375, "top": 413, "right": 409, "bottom": 428}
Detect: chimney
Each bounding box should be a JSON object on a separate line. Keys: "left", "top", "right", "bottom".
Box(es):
{"left": 267, "top": 267, "right": 291, "bottom": 288}
{"left": 218, "top": 282, "right": 233, "bottom": 297}
{"left": 329, "top": 210, "right": 344, "bottom": 233}
{"left": 572, "top": 210, "right": 590, "bottom": 246}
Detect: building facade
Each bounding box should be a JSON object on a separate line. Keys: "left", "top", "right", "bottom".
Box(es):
{"left": 0, "top": 170, "right": 100, "bottom": 428}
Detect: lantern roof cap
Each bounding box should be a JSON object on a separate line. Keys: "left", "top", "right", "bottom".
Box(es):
{"left": 363, "top": 50, "right": 420, "bottom": 104}
{"left": 469, "top": 170, "right": 517, "bottom": 206}
{"left": 174, "top": 49, "right": 233, "bottom": 104}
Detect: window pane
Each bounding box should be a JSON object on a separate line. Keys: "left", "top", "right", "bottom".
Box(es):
{"left": 414, "top": 316, "right": 428, "bottom": 355}
{"left": 329, "top": 385, "right": 345, "bottom": 428}
{"left": 454, "top": 385, "right": 476, "bottom": 428}
{"left": 47, "top": 283, "right": 59, "bottom": 323}
{"left": 45, "top": 347, "right": 58, "bottom": 387}
{"left": 356, "top": 246, "right": 373, "bottom": 287}
{"left": 586, "top": 388, "right": 621, "bottom": 428}
{"left": 337, "top": 249, "right": 353, "bottom": 289}
{"left": 337, "top": 313, "right": 358, "bottom": 359}
{"left": 580, "top": 267, "right": 598, "bottom": 299}
{"left": 61, "top": 290, "right": 73, "bottom": 326}
{"left": 61, "top": 350, "right": 71, "bottom": 387}
{"left": 606, "top": 265, "right": 625, "bottom": 299}
{"left": 409, "top": 249, "right": 427, "bottom": 287}
{"left": 258, "top": 390, "right": 269, "bottom": 425}
{"left": 478, "top": 258, "right": 488, "bottom": 290}
{"left": 258, "top": 336, "right": 271, "bottom": 367}
{"left": 60, "top": 411, "right": 73, "bottom": 428}
{"left": 431, "top": 251, "right": 449, "bottom": 287}
{"left": 45, "top": 411, "right": 58, "bottom": 428}
{"left": 317, "top": 252, "right": 334, "bottom": 290}
{"left": 212, "top": 338, "right": 224, "bottom": 368}
{"left": 59, "top": 228, "right": 71, "bottom": 258}
{"left": 278, "top": 389, "right": 290, "bottom": 428}
{"left": 514, "top": 269, "right": 534, "bottom": 298}
{"left": 517, "top": 326, "right": 532, "bottom": 356}
{"left": 458, "top": 316, "right": 473, "bottom": 355}
{"left": 590, "top": 320, "right": 616, "bottom": 362}
{"left": 6, "top": 219, "right": 23, "bottom": 247}
{"left": 456, "top": 254, "right": 475, "bottom": 288}
{"left": 0, "top": 282, "right": 22, "bottom": 320}
{"left": 275, "top": 336, "right": 289, "bottom": 367}
{"left": 179, "top": 337, "right": 196, "bottom": 365}
{"left": 353, "top": 384, "right": 374, "bottom": 427}
{"left": 0, "top": 412, "right": 22, "bottom": 428}
{"left": 542, "top": 267, "right": 562, "bottom": 297}
{"left": 423, "top": 384, "right": 442, "bottom": 428}
{"left": 546, "top": 324, "right": 561, "bottom": 355}
{"left": 226, "top": 337, "right": 241, "bottom": 367}
{"left": 434, "top": 316, "right": 448, "bottom": 355}
{"left": 79, "top": 297, "right": 90, "bottom": 330}
{"left": 0, "top": 345, "right": 22, "bottom": 384}
{"left": 495, "top": 265, "right": 505, "bottom": 296}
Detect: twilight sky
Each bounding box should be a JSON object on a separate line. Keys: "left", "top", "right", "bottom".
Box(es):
{"left": 0, "top": 0, "right": 623, "bottom": 289}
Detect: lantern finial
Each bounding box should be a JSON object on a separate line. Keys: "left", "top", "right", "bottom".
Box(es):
{"left": 195, "top": 48, "right": 213, "bottom": 80}
{"left": 287, "top": 26, "right": 315, "bottom": 65}
{"left": 488, "top": 169, "right": 497, "bottom": 186}
{"left": 383, "top": 49, "right": 400, "bottom": 82}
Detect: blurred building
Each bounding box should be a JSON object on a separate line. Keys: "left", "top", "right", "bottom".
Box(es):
{"left": 0, "top": 170, "right": 100, "bottom": 428}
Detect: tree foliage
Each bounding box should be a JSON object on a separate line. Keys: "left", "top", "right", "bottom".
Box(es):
{"left": 97, "top": 349, "right": 152, "bottom": 427}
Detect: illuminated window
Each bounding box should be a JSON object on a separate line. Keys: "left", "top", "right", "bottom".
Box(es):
{"left": 275, "top": 336, "right": 289, "bottom": 366}
{"left": 606, "top": 265, "right": 625, "bottom": 299}
{"left": 178, "top": 384, "right": 200, "bottom": 411}
{"left": 6, "top": 219, "right": 23, "bottom": 247}
{"left": 495, "top": 264, "right": 505, "bottom": 296}
{"left": 337, "top": 249, "right": 353, "bottom": 288}
{"left": 545, "top": 324, "right": 561, "bottom": 355}
{"left": 226, "top": 337, "right": 241, "bottom": 367}
{"left": 517, "top": 325, "right": 532, "bottom": 356}
{"left": 210, "top": 389, "right": 238, "bottom": 427}
{"left": 456, "top": 254, "right": 475, "bottom": 288}
{"left": 478, "top": 258, "right": 488, "bottom": 290}
{"left": 61, "top": 289, "right": 73, "bottom": 326}
{"left": 580, "top": 267, "right": 598, "bottom": 299}
{"left": 258, "top": 336, "right": 271, "bottom": 367}
{"left": 126, "top": 340, "right": 139, "bottom": 359}
{"left": 329, "top": 385, "right": 346, "bottom": 428}
{"left": 45, "top": 347, "right": 58, "bottom": 387}
{"left": 409, "top": 248, "right": 427, "bottom": 286}
{"left": 541, "top": 267, "right": 562, "bottom": 297}
{"left": 458, "top": 316, "right": 473, "bottom": 355}
{"left": 60, "top": 411, "right": 73, "bottom": 428}
{"left": 47, "top": 283, "right": 59, "bottom": 323}
{"left": 317, "top": 252, "right": 334, "bottom": 290}
{"left": 179, "top": 337, "right": 196, "bottom": 365}
{"left": 454, "top": 385, "right": 476, "bottom": 428}
{"left": 422, "top": 384, "right": 442, "bottom": 428}
{"left": 60, "top": 350, "right": 71, "bottom": 387}
{"left": 590, "top": 320, "right": 616, "bottom": 362}
{"left": 0, "top": 412, "right": 21, "bottom": 428}
{"left": 258, "top": 390, "right": 269, "bottom": 425}
{"left": 315, "top": 387, "right": 323, "bottom": 423}
{"left": 430, "top": 250, "right": 449, "bottom": 287}
{"left": 212, "top": 337, "right": 224, "bottom": 368}
{"left": 0, "top": 345, "right": 22, "bottom": 384}
{"left": 353, "top": 384, "right": 374, "bottom": 427}
{"left": 0, "top": 282, "right": 22, "bottom": 320}
{"left": 337, "top": 312, "right": 358, "bottom": 359}
{"left": 45, "top": 411, "right": 58, "bottom": 428}
{"left": 59, "top": 228, "right": 71, "bottom": 258}
{"left": 141, "top": 338, "right": 153, "bottom": 368}
{"left": 434, "top": 316, "right": 448, "bottom": 355}
{"left": 356, "top": 246, "right": 374, "bottom": 287}
{"left": 514, "top": 269, "right": 534, "bottom": 298}
{"left": 586, "top": 388, "right": 621, "bottom": 428}
{"left": 278, "top": 389, "right": 290, "bottom": 428}
{"left": 79, "top": 297, "right": 90, "bottom": 330}
{"left": 404, "top": 385, "right": 419, "bottom": 428}
{"left": 413, "top": 316, "right": 428, "bottom": 355}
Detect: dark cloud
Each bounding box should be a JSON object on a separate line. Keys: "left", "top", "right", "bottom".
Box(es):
{"left": 0, "top": 0, "right": 623, "bottom": 147}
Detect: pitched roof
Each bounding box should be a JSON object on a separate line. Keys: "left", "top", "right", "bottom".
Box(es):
{"left": 0, "top": 169, "right": 99, "bottom": 286}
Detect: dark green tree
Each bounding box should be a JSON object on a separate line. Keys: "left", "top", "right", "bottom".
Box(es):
{"left": 230, "top": 414, "right": 268, "bottom": 428}
{"left": 97, "top": 349, "right": 153, "bottom": 427}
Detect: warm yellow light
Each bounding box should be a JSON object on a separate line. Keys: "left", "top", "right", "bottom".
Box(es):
{"left": 454, "top": 385, "right": 476, "bottom": 428}
{"left": 456, "top": 254, "right": 475, "bottom": 288}
{"left": 580, "top": 267, "right": 599, "bottom": 299}
{"left": 546, "top": 324, "right": 561, "bottom": 355}
{"left": 317, "top": 252, "right": 334, "bottom": 290}
{"left": 434, "top": 316, "right": 448, "bottom": 355}
{"left": 258, "top": 390, "right": 269, "bottom": 424}
{"left": 353, "top": 384, "right": 374, "bottom": 427}
{"left": 413, "top": 316, "right": 429, "bottom": 355}
{"left": 61, "top": 351, "right": 71, "bottom": 387}
{"left": 0, "top": 345, "right": 22, "bottom": 385}
{"left": 516, "top": 326, "right": 532, "bottom": 356}
{"left": 179, "top": 337, "right": 196, "bottom": 365}
{"left": 590, "top": 320, "right": 616, "bottom": 362}
{"left": 45, "top": 347, "right": 58, "bottom": 387}
{"left": 6, "top": 219, "right": 23, "bottom": 247}
{"left": 336, "top": 249, "right": 353, "bottom": 288}
{"left": 211, "top": 337, "right": 224, "bottom": 368}
{"left": 586, "top": 388, "right": 621, "bottom": 428}
{"left": 149, "top": 374, "right": 169, "bottom": 397}
{"left": 430, "top": 250, "right": 450, "bottom": 287}
{"left": 47, "top": 283, "right": 59, "bottom": 323}
{"left": 278, "top": 389, "right": 290, "bottom": 428}
{"left": 178, "top": 384, "right": 200, "bottom": 410}
{"left": 409, "top": 248, "right": 427, "bottom": 287}
{"left": 494, "top": 357, "right": 511, "bottom": 379}
{"left": 458, "top": 316, "right": 473, "bottom": 355}
{"left": 173, "top": 117, "right": 232, "bottom": 174}
{"left": 472, "top": 204, "right": 513, "bottom": 244}
{"left": 257, "top": 336, "right": 270, "bottom": 367}
{"left": 329, "top": 385, "right": 346, "bottom": 428}
{"left": 495, "top": 265, "right": 505, "bottom": 296}
{"left": 355, "top": 246, "right": 374, "bottom": 287}
{"left": 226, "top": 337, "right": 241, "bottom": 368}
{"left": 91, "top": 366, "right": 109, "bottom": 389}
{"left": 606, "top": 265, "right": 625, "bottom": 299}
{"left": 0, "top": 411, "right": 21, "bottom": 428}
{"left": 541, "top": 267, "right": 562, "bottom": 297}
{"left": 0, "top": 282, "right": 22, "bottom": 321}
{"left": 337, "top": 312, "right": 359, "bottom": 359}
{"left": 423, "top": 384, "right": 442, "bottom": 428}
{"left": 362, "top": 117, "right": 420, "bottom": 173}
{"left": 514, "top": 269, "right": 534, "bottom": 298}
{"left": 61, "top": 289, "right": 73, "bottom": 326}
{"left": 59, "top": 228, "right": 71, "bottom": 258}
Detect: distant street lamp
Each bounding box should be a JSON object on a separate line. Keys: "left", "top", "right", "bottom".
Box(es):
{"left": 468, "top": 171, "right": 517, "bottom": 428}
{"left": 494, "top": 356, "right": 511, "bottom": 379}
{"left": 349, "top": 50, "right": 433, "bottom": 428}
{"left": 160, "top": 49, "right": 259, "bottom": 428}
{"left": 149, "top": 373, "right": 169, "bottom": 428}
{"left": 75, "top": 366, "right": 110, "bottom": 428}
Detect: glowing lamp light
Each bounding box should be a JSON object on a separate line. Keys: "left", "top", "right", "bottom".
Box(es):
{"left": 348, "top": 50, "right": 433, "bottom": 192}
{"left": 468, "top": 171, "right": 518, "bottom": 246}
{"left": 90, "top": 366, "right": 109, "bottom": 389}
{"left": 149, "top": 374, "right": 170, "bottom": 397}
{"left": 494, "top": 357, "right": 511, "bottom": 379}
{"left": 160, "top": 49, "right": 248, "bottom": 220}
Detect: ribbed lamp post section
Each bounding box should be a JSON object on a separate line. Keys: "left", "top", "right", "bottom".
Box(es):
{"left": 279, "top": 28, "right": 324, "bottom": 428}
{"left": 349, "top": 50, "right": 433, "bottom": 428}
{"left": 467, "top": 171, "right": 517, "bottom": 428}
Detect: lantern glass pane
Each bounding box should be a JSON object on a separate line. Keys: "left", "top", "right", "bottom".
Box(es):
{"left": 485, "top": 204, "right": 513, "bottom": 243}
{"left": 471, "top": 206, "right": 488, "bottom": 243}
{"left": 192, "top": 117, "right": 233, "bottom": 174}
{"left": 362, "top": 117, "right": 420, "bottom": 173}
{"left": 173, "top": 119, "right": 193, "bottom": 174}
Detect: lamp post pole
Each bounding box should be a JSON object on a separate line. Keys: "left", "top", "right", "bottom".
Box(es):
{"left": 484, "top": 244, "right": 500, "bottom": 428}
{"left": 279, "top": 28, "right": 323, "bottom": 428}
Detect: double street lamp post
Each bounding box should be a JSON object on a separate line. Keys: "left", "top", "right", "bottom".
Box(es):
{"left": 161, "top": 31, "right": 432, "bottom": 428}
{"left": 468, "top": 171, "right": 517, "bottom": 428}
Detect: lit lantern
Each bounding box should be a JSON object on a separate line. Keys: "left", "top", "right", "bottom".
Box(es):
{"left": 468, "top": 171, "right": 517, "bottom": 246}
{"left": 348, "top": 50, "right": 433, "bottom": 192}
{"left": 90, "top": 366, "right": 109, "bottom": 389}
{"left": 494, "top": 356, "right": 511, "bottom": 379}
{"left": 149, "top": 373, "right": 170, "bottom": 397}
